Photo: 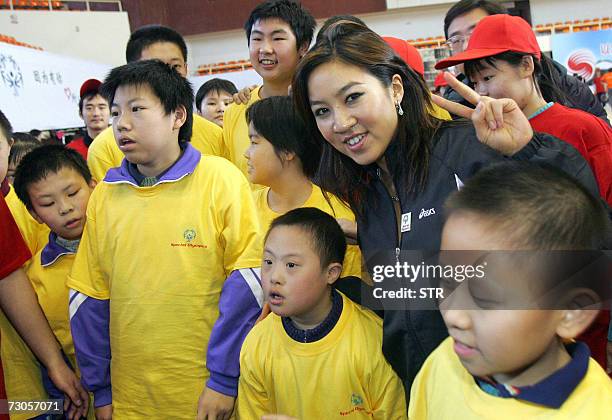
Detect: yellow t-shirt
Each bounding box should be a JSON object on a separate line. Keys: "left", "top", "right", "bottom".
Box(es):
{"left": 237, "top": 292, "right": 407, "bottom": 419}
{"left": 429, "top": 101, "right": 452, "bottom": 120}
{"left": 5, "top": 185, "right": 49, "bottom": 257}
{"left": 253, "top": 184, "right": 362, "bottom": 278}
{"left": 409, "top": 337, "right": 612, "bottom": 419}
{"left": 221, "top": 85, "right": 261, "bottom": 182}
{"left": 67, "top": 152, "right": 262, "bottom": 419}
{"left": 86, "top": 114, "right": 223, "bottom": 181}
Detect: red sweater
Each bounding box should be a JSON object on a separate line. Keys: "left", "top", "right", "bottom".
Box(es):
{"left": 530, "top": 103, "right": 612, "bottom": 205}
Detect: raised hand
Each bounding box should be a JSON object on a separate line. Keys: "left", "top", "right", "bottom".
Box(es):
{"left": 431, "top": 72, "right": 533, "bottom": 156}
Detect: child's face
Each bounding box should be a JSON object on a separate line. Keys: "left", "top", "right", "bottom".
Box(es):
{"left": 199, "top": 90, "right": 233, "bottom": 127}
{"left": 470, "top": 59, "right": 532, "bottom": 109}
{"left": 439, "top": 213, "right": 565, "bottom": 385}
{"left": 262, "top": 225, "right": 339, "bottom": 327}
{"left": 249, "top": 18, "right": 305, "bottom": 85}
{"left": 81, "top": 94, "right": 110, "bottom": 134}
{"left": 0, "top": 132, "right": 12, "bottom": 183}
{"left": 111, "top": 84, "right": 182, "bottom": 173}
{"left": 28, "top": 167, "right": 95, "bottom": 240}
{"left": 139, "top": 41, "right": 187, "bottom": 77}
{"left": 244, "top": 122, "right": 284, "bottom": 185}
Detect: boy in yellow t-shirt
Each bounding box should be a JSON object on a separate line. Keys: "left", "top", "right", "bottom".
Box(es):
{"left": 7, "top": 145, "right": 96, "bottom": 419}
{"left": 409, "top": 162, "right": 612, "bottom": 419}
{"left": 67, "top": 60, "right": 263, "bottom": 420}
{"left": 245, "top": 95, "right": 363, "bottom": 279}
{"left": 222, "top": 0, "right": 316, "bottom": 183}
{"left": 87, "top": 25, "right": 223, "bottom": 182}
{"left": 238, "top": 208, "right": 406, "bottom": 419}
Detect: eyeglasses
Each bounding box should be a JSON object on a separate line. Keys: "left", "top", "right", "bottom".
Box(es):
{"left": 445, "top": 34, "right": 471, "bottom": 52}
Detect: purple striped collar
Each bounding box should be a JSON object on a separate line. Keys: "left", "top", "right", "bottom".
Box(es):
{"left": 41, "top": 232, "right": 74, "bottom": 267}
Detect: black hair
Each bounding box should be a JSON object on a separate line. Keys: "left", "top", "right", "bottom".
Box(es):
{"left": 316, "top": 15, "right": 368, "bottom": 43}
{"left": 195, "top": 78, "right": 238, "bottom": 113}
{"left": 464, "top": 51, "right": 567, "bottom": 104}
{"left": 244, "top": 0, "right": 316, "bottom": 50}
{"left": 444, "top": 161, "right": 611, "bottom": 250}
{"left": 14, "top": 145, "right": 92, "bottom": 209}
{"left": 9, "top": 135, "right": 40, "bottom": 173}
{"left": 78, "top": 91, "right": 107, "bottom": 115}
{"left": 100, "top": 60, "right": 193, "bottom": 144}
{"left": 266, "top": 207, "right": 347, "bottom": 268}
{"left": 245, "top": 95, "right": 318, "bottom": 178}
{"left": 126, "top": 24, "right": 188, "bottom": 63}
{"left": 443, "top": 0, "right": 507, "bottom": 38}
{"left": 0, "top": 109, "right": 13, "bottom": 143}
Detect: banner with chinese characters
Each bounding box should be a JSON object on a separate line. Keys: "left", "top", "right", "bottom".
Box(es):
{"left": 551, "top": 29, "right": 612, "bottom": 82}
{"left": 0, "top": 43, "right": 111, "bottom": 131}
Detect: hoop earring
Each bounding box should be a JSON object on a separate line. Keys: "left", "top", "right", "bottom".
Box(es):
{"left": 396, "top": 102, "right": 404, "bottom": 116}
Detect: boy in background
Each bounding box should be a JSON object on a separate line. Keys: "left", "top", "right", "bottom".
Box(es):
{"left": 195, "top": 78, "right": 238, "bottom": 127}
{"left": 238, "top": 208, "right": 406, "bottom": 419}
{"left": 87, "top": 25, "right": 224, "bottom": 181}
{"left": 12, "top": 145, "right": 96, "bottom": 418}
{"left": 68, "top": 60, "right": 263, "bottom": 419}
{"left": 67, "top": 79, "right": 110, "bottom": 160}
{"left": 409, "top": 162, "right": 612, "bottom": 418}
{"left": 222, "top": 0, "right": 315, "bottom": 184}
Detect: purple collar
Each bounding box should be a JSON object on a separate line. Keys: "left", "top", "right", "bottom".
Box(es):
{"left": 103, "top": 143, "right": 201, "bottom": 187}
{"left": 41, "top": 232, "right": 74, "bottom": 267}
{"left": 475, "top": 342, "right": 590, "bottom": 408}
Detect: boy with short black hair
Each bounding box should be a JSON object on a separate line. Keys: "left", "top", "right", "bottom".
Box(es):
{"left": 9, "top": 145, "right": 96, "bottom": 417}
{"left": 87, "top": 24, "right": 224, "bottom": 181}
{"left": 238, "top": 207, "right": 406, "bottom": 419}
{"left": 68, "top": 59, "right": 263, "bottom": 419}
{"left": 222, "top": 0, "right": 316, "bottom": 184}
{"left": 409, "top": 162, "right": 612, "bottom": 418}
{"left": 195, "top": 78, "right": 238, "bottom": 127}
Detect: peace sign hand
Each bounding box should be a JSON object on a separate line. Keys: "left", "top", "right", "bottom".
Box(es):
{"left": 431, "top": 72, "right": 533, "bottom": 156}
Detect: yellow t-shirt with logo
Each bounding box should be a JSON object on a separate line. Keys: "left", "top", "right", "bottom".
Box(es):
{"left": 253, "top": 184, "right": 362, "bottom": 279}
{"left": 67, "top": 154, "right": 262, "bottom": 419}
{"left": 409, "top": 337, "right": 612, "bottom": 419}
{"left": 5, "top": 185, "right": 49, "bottom": 257}
{"left": 237, "top": 292, "right": 407, "bottom": 419}
{"left": 86, "top": 114, "right": 223, "bottom": 181}
{"left": 221, "top": 86, "right": 261, "bottom": 182}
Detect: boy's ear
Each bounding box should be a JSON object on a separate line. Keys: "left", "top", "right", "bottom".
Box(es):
{"left": 325, "top": 262, "right": 343, "bottom": 285}
{"left": 172, "top": 105, "right": 188, "bottom": 131}
{"left": 27, "top": 207, "right": 44, "bottom": 225}
{"left": 88, "top": 178, "right": 97, "bottom": 189}
{"left": 280, "top": 150, "right": 296, "bottom": 164}
{"left": 556, "top": 288, "right": 601, "bottom": 339}
{"left": 298, "top": 43, "right": 309, "bottom": 59}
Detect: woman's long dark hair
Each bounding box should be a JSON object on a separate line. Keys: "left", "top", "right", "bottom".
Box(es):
{"left": 464, "top": 51, "right": 567, "bottom": 104}
{"left": 292, "top": 20, "right": 443, "bottom": 216}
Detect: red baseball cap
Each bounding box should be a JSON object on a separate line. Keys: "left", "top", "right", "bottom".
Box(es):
{"left": 435, "top": 14, "right": 541, "bottom": 70}
{"left": 433, "top": 72, "right": 448, "bottom": 88}
{"left": 79, "top": 78, "right": 102, "bottom": 98}
{"left": 383, "top": 36, "right": 425, "bottom": 76}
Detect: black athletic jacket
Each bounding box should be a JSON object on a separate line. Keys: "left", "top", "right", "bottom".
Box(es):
{"left": 355, "top": 122, "right": 600, "bottom": 402}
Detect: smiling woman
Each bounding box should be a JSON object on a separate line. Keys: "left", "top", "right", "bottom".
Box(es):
{"left": 291, "top": 19, "right": 603, "bottom": 400}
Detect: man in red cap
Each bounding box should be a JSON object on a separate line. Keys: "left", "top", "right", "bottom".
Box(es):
{"left": 67, "top": 79, "right": 110, "bottom": 159}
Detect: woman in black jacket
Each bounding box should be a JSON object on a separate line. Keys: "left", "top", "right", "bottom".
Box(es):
{"left": 291, "top": 19, "right": 600, "bottom": 402}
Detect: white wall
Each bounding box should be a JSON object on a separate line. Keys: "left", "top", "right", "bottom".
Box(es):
{"left": 0, "top": 10, "right": 130, "bottom": 66}
{"left": 529, "top": 0, "right": 608, "bottom": 26}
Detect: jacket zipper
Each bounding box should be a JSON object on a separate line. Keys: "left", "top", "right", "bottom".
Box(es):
{"left": 377, "top": 168, "right": 402, "bottom": 262}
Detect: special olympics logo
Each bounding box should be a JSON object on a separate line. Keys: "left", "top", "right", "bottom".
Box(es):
{"left": 0, "top": 54, "right": 24, "bottom": 97}
{"left": 567, "top": 49, "right": 596, "bottom": 81}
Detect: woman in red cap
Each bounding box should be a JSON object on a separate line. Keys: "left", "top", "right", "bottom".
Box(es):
{"left": 436, "top": 14, "right": 612, "bottom": 206}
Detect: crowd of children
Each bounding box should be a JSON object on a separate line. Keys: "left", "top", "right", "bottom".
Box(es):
{"left": 1, "top": 0, "right": 611, "bottom": 419}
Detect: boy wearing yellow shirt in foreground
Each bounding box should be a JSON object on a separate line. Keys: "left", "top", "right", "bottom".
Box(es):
{"left": 238, "top": 208, "right": 406, "bottom": 419}
{"left": 409, "top": 162, "right": 612, "bottom": 419}
{"left": 68, "top": 60, "right": 263, "bottom": 420}
{"left": 245, "top": 95, "right": 362, "bottom": 280}
{"left": 10, "top": 145, "right": 96, "bottom": 419}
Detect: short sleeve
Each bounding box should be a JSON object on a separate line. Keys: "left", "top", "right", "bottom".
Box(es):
{"left": 0, "top": 194, "right": 31, "bottom": 279}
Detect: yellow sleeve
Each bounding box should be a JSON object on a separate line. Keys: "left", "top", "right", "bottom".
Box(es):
{"left": 210, "top": 158, "right": 263, "bottom": 274}
{"left": 428, "top": 101, "right": 452, "bottom": 121}
{"left": 66, "top": 189, "right": 109, "bottom": 299}
{"left": 408, "top": 354, "right": 429, "bottom": 419}
{"left": 192, "top": 114, "right": 224, "bottom": 157}
{"left": 5, "top": 188, "right": 49, "bottom": 256}
{"left": 370, "top": 341, "right": 408, "bottom": 419}
{"left": 87, "top": 127, "right": 123, "bottom": 182}
{"left": 236, "top": 332, "right": 270, "bottom": 419}
{"left": 220, "top": 105, "right": 237, "bottom": 162}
